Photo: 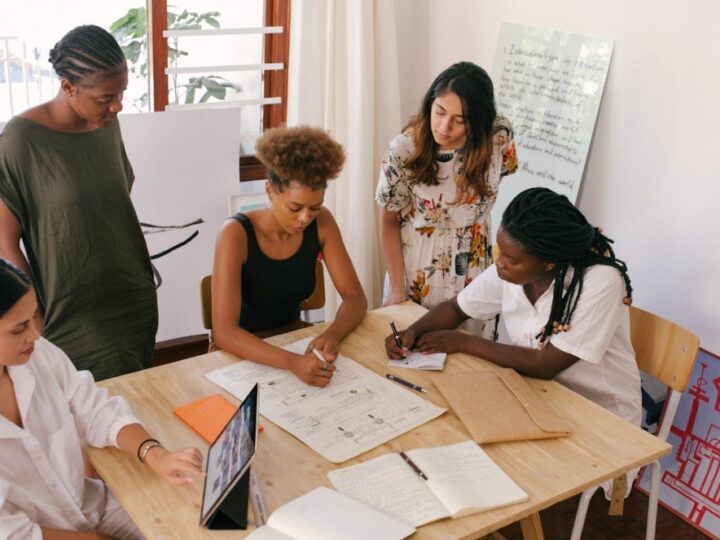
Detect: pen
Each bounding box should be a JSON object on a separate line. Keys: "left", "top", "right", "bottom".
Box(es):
{"left": 312, "top": 347, "right": 332, "bottom": 372}
{"left": 400, "top": 451, "right": 429, "bottom": 480}
{"left": 385, "top": 373, "right": 427, "bottom": 393}
{"left": 390, "top": 321, "right": 403, "bottom": 348}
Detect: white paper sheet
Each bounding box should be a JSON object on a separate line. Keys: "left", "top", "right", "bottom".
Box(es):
{"left": 205, "top": 338, "right": 446, "bottom": 462}
{"left": 245, "top": 487, "right": 414, "bottom": 540}
{"left": 328, "top": 453, "right": 449, "bottom": 526}
{"left": 389, "top": 351, "right": 446, "bottom": 370}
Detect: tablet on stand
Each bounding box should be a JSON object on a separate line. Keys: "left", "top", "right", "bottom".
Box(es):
{"left": 199, "top": 383, "right": 259, "bottom": 529}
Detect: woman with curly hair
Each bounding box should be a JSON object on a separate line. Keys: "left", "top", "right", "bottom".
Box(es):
{"left": 211, "top": 126, "right": 367, "bottom": 387}
{"left": 376, "top": 61, "right": 518, "bottom": 310}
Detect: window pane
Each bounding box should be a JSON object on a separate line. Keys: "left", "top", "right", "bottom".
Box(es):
{"left": 166, "top": 1, "right": 268, "bottom": 138}
{"left": 0, "top": 1, "right": 150, "bottom": 121}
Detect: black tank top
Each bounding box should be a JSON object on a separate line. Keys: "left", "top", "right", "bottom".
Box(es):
{"left": 233, "top": 213, "right": 321, "bottom": 333}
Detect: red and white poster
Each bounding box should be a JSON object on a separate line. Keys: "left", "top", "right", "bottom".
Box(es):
{"left": 637, "top": 349, "right": 720, "bottom": 539}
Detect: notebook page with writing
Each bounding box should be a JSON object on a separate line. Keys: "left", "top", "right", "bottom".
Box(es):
{"left": 409, "top": 440, "right": 528, "bottom": 517}
{"left": 328, "top": 453, "right": 449, "bottom": 526}
{"left": 247, "top": 487, "right": 414, "bottom": 540}
{"left": 388, "top": 351, "right": 446, "bottom": 370}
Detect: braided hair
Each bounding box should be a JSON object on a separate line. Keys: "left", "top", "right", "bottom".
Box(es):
{"left": 501, "top": 187, "right": 633, "bottom": 345}
{"left": 49, "top": 25, "right": 125, "bottom": 84}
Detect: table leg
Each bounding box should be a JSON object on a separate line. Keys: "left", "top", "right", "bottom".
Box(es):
{"left": 480, "top": 533, "right": 507, "bottom": 540}
{"left": 519, "top": 512, "right": 544, "bottom": 540}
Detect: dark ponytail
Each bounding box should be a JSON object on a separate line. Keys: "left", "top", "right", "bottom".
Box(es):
{"left": 0, "top": 259, "right": 32, "bottom": 318}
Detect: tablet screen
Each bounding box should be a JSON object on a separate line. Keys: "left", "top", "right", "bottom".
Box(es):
{"left": 200, "top": 383, "right": 258, "bottom": 525}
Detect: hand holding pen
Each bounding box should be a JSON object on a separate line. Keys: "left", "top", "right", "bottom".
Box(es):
{"left": 291, "top": 346, "right": 336, "bottom": 387}
{"left": 385, "top": 321, "right": 417, "bottom": 359}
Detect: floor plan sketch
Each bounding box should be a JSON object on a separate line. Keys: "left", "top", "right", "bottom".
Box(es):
{"left": 205, "top": 338, "right": 446, "bottom": 462}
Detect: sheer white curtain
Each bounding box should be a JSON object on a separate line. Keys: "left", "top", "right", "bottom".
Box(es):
{"left": 287, "top": 0, "right": 402, "bottom": 316}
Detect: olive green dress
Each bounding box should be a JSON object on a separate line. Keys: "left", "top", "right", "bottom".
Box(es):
{"left": 0, "top": 117, "right": 157, "bottom": 380}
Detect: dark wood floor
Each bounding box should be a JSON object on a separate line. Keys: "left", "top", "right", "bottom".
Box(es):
{"left": 497, "top": 487, "right": 710, "bottom": 540}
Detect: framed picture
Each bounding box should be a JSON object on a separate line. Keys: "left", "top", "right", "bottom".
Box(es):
{"left": 228, "top": 191, "right": 268, "bottom": 215}
{"left": 636, "top": 348, "right": 720, "bottom": 539}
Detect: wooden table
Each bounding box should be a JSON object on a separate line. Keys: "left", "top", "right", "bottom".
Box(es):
{"left": 88, "top": 303, "right": 671, "bottom": 540}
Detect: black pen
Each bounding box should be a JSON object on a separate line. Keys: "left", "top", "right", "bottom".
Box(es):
{"left": 390, "top": 321, "right": 403, "bottom": 348}
{"left": 385, "top": 373, "right": 427, "bottom": 393}
{"left": 400, "top": 451, "right": 429, "bottom": 480}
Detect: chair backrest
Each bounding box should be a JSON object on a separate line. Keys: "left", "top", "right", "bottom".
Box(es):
{"left": 629, "top": 305, "right": 699, "bottom": 394}
{"left": 199, "top": 259, "right": 325, "bottom": 331}
{"left": 200, "top": 274, "right": 212, "bottom": 330}
{"left": 299, "top": 259, "right": 325, "bottom": 311}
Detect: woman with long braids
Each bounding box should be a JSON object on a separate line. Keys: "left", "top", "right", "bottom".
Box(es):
{"left": 376, "top": 61, "right": 518, "bottom": 309}
{"left": 385, "top": 187, "right": 641, "bottom": 426}
{"left": 0, "top": 259, "right": 203, "bottom": 539}
{"left": 0, "top": 25, "right": 157, "bottom": 380}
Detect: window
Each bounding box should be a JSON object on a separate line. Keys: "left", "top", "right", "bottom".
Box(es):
{"left": 1, "top": 0, "right": 290, "bottom": 182}
{"left": 148, "top": 0, "right": 290, "bottom": 181}
{"left": 0, "top": 0, "right": 147, "bottom": 121}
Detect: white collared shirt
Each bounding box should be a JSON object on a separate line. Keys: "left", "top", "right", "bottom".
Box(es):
{"left": 457, "top": 264, "right": 642, "bottom": 425}
{"left": 0, "top": 338, "right": 140, "bottom": 539}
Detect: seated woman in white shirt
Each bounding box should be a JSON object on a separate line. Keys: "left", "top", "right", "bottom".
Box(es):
{"left": 0, "top": 259, "right": 204, "bottom": 540}
{"left": 385, "top": 187, "right": 641, "bottom": 426}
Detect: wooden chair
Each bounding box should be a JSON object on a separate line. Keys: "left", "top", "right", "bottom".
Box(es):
{"left": 200, "top": 259, "right": 326, "bottom": 339}
{"left": 570, "top": 305, "right": 700, "bottom": 540}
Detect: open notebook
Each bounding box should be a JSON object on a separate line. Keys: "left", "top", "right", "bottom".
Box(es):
{"left": 328, "top": 440, "right": 528, "bottom": 527}
{"left": 245, "top": 487, "right": 414, "bottom": 540}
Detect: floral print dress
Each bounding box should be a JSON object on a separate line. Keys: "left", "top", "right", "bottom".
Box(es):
{"left": 376, "top": 116, "right": 518, "bottom": 309}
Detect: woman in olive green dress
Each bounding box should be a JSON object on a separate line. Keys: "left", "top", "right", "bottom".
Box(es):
{"left": 0, "top": 25, "right": 157, "bottom": 380}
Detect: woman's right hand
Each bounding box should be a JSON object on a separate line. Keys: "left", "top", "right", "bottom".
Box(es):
{"left": 290, "top": 352, "right": 337, "bottom": 387}
{"left": 384, "top": 327, "right": 418, "bottom": 359}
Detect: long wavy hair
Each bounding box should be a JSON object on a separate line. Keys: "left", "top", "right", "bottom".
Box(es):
{"left": 404, "top": 61, "right": 496, "bottom": 199}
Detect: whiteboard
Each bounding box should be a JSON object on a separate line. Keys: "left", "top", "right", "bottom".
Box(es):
{"left": 490, "top": 22, "right": 613, "bottom": 233}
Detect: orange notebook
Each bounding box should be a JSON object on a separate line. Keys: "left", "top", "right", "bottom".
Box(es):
{"left": 173, "top": 394, "right": 237, "bottom": 443}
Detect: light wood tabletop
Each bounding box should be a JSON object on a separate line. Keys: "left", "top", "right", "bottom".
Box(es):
{"left": 87, "top": 302, "right": 671, "bottom": 540}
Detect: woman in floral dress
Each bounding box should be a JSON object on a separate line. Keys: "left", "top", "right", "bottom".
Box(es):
{"left": 376, "top": 61, "right": 518, "bottom": 309}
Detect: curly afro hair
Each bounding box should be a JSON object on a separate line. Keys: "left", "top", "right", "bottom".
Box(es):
{"left": 255, "top": 125, "right": 346, "bottom": 191}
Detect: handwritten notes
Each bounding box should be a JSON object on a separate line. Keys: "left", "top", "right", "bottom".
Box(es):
{"left": 490, "top": 23, "right": 613, "bottom": 229}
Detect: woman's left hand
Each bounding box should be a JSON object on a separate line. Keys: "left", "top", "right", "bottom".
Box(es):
{"left": 306, "top": 332, "right": 340, "bottom": 363}
{"left": 145, "top": 447, "right": 205, "bottom": 485}
{"left": 413, "top": 330, "right": 467, "bottom": 355}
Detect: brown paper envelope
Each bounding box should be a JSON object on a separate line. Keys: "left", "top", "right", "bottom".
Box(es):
{"left": 435, "top": 368, "right": 571, "bottom": 443}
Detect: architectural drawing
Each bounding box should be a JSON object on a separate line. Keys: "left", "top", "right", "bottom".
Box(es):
{"left": 205, "top": 338, "right": 446, "bottom": 463}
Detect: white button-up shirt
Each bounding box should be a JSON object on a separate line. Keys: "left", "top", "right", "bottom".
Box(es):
{"left": 0, "top": 338, "right": 140, "bottom": 539}
{"left": 457, "top": 264, "right": 642, "bottom": 425}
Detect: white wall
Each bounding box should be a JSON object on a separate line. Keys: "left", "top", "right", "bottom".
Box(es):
{"left": 395, "top": 0, "right": 720, "bottom": 353}
{"left": 120, "top": 109, "right": 243, "bottom": 342}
